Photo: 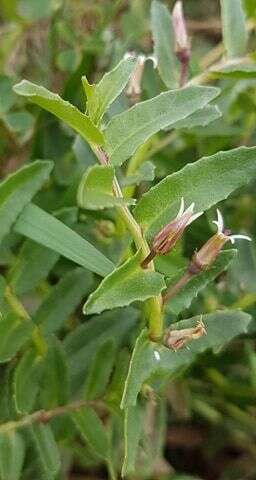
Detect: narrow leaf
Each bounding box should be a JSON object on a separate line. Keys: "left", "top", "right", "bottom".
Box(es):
{"left": 84, "top": 340, "right": 116, "bottom": 400}
{"left": 220, "top": 0, "right": 247, "bottom": 58}
{"left": 83, "top": 250, "right": 166, "bottom": 315}
{"left": 28, "top": 423, "right": 60, "bottom": 480}
{"left": 13, "top": 203, "right": 115, "bottom": 277}
{"left": 0, "top": 432, "right": 25, "bottom": 480}
{"left": 166, "top": 250, "right": 237, "bottom": 315}
{"left": 83, "top": 57, "right": 136, "bottom": 125}
{"left": 13, "top": 80, "right": 104, "bottom": 145}
{"left": 165, "top": 105, "right": 222, "bottom": 131}
{"left": 134, "top": 146, "right": 256, "bottom": 238}
{"left": 72, "top": 406, "right": 110, "bottom": 460}
{"left": 0, "top": 313, "right": 34, "bottom": 363}
{"left": 13, "top": 348, "right": 44, "bottom": 414}
{"left": 40, "top": 337, "right": 69, "bottom": 409}
{"left": 121, "top": 311, "right": 251, "bottom": 408}
{"left": 122, "top": 405, "right": 144, "bottom": 476}
{"left": 0, "top": 160, "right": 53, "bottom": 246}
{"left": 151, "top": 0, "right": 178, "bottom": 89}
{"left": 211, "top": 63, "right": 256, "bottom": 79}
{"left": 77, "top": 165, "right": 135, "bottom": 210}
{"left": 105, "top": 86, "right": 220, "bottom": 166}
{"left": 34, "top": 268, "right": 93, "bottom": 335}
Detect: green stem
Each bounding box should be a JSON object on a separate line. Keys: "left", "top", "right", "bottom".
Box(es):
{"left": 92, "top": 146, "right": 163, "bottom": 341}
{"left": 4, "top": 286, "right": 47, "bottom": 356}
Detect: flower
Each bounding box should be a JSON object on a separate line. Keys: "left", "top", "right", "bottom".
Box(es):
{"left": 164, "top": 318, "right": 206, "bottom": 351}
{"left": 141, "top": 198, "right": 202, "bottom": 268}
{"left": 189, "top": 209, "right": 252, "bottom": 273}
{"left": 124, "top": 52, "right": 157, "bottom": 97}
{"left": 152, "top": 198, "right": 203, "bottom": 255}
{"left": 172, "top": 1, "right": 190, "bottom": 58}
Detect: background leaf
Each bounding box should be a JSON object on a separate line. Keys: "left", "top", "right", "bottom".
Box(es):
{"left": 122, "top": 404, "right": 144, "bottom": 477}
{"left": 220, "top": 0, "right": 247, "bottom": 58}
{"left": 0, "top": 432, "right": 25, "bottom": 480}
{"left": 13, "top": 348, "right": 44, "bottom": 414}
{"left": 0, "top": 313, "right": 34, "bottom": 363}
{"left": 28, "top": 423, "right": 60, "bottom": 480}
{"left": 0, "top": 160, "right": 53, "bottom": 246}
{"left": 72, "top": 406, "right": 110, "bottom": 460}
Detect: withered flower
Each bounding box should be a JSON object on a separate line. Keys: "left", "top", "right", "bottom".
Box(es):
{"left": 164, "top": 319, "right": 206, "bottom": 351}
{"left": 189, "top": 209, "right": 251, "bottom": 274}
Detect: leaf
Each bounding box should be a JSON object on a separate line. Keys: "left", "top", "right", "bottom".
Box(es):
{"left": 28, "top": 423, "right": 60, "bottom": 480}
{"left": 64, "top": 308, "right": 138, "bottom": 392}
{"left": 211, "top": 63, "right": 256, "bottom": 79}
{"left": 40, "top": 337, "right": 69, "bottom": 409}
{"left": 121, "top": 161, "right": 155, "bottom": 187}
{"left": 166, "top": 250, "right": 237, "bottom": 315}
{"left": 83, "top": 250, "right": 166, "bottom": 315}
{"left": 3, "top": 111, "right": 35, "bottom": 144}
{"left": 13, "top": 348, "right": 44, "bottom": 414}
{"left": 0, "top": 75, "right": 15, "bottom": 114}
{"left": 134, "top": 146, "right": 256, "bottom": 239}
{"left": 105, "top": 350, "right": 130, "bottom": 410}
{"left": 83, "top": 57, "right": 136, "bottom": 125}
{"left": 84, "top": 340, "right": 116, "bottom": 400}
{"left": 122, "top": 404, "right": 144, "bottom": 477}
{"left": 229, "top": 241, "right": 256, "bottom": 293}
{"left": 34, "top": 268, "right": 93, "bottom": 335}
{"left": 13, "top": 203, "right": 115, "bottom": 277}
{"left": 13, "top": 80, "right": 104, "bottom": 145}
{"left": 0, "top": 313, "right": 34, "bottom": 363}
{"left": 0, "top": 432, "right": 25, "bottom": 480}
{"left": 151, "top": 0, "right": 178, "bottom": 89}
{"left": 72, "top": 406, "right": 110, "bottom": 460}
{"left": 0, "top": 160, "right": 53, "bottom": 246}
{"left": 121, "top": 311, "right": 251, "bottom": 408}
{"left": 77, "top": 165, "right": 135, "bottom": 210}
{"left": 105, "top": 86, "right": 220, "bottom": 166}
{"left": 220, "top": 0, "right": 247, "bottom": 59}
{"left": 165, "top": 105, "right": 222, "bottom": 131}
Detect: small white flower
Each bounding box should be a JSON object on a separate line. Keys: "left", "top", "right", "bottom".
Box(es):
{"left": 124, "top": 52, "right": 157, "bottom": 96}
{"left": 213, "top": 209, "right": 252, "bottom": 244}
{"left": 176, "top": 197, "right": 203, "bottom": 225}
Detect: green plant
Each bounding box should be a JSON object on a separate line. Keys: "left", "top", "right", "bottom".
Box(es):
{"left": 0, "top": 0, "right": 256, "bottom": 479}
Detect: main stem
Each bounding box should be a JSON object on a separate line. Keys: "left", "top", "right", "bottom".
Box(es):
{"left": 92, "top": 146, "right": 163, "bottom": 340}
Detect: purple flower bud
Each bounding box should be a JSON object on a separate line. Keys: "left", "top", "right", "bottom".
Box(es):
{"left": 172, "top": 1, "right": 190, "bottom": 53}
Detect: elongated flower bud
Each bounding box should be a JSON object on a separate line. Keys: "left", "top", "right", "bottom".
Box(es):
{"left": 189, "top": 209, "right": 251, "bottom": 273}
{"left": 172, "top": 1, "right": 191, "bottom": 86}
{"left": 124, "top": 52, "right": 157, "bottom": 100}
{"left": 141, "top": 198, "right": 202, "bottom": 268}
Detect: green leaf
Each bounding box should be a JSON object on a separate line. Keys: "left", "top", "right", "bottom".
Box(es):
{"left": 121, "top": 311, "right": 251, "bottom": 408}
{"left": 122, "top": 404, "right": 144, "bottom": 477}
{"left": 8, "top": 208, "right": 78, "bottom": 295}
{"left": 28, "top": 423, "right": 60, "bottom": 480}
{"left": 151, "top": 0, "right": 178, "bottom": 89}
{"left": 211, "top": 62, "right": 256, "bottom": 79}
{"left": 229, "top": 241, "right": 256, "bottom": 293}
{"left": 0, "top": 75, "right": 15, "bottom": 114}
{"left": 165, "top": 105, "right": 222, "bottom": 131}
{"left": 34, "top": 267, "right": 93, "bottom": 335}
{"left": 40, "top": 337, "right": 69, "bottom": 409}
{"left": 220, "top": 0, "right": 247, "bottom": 58}
{"left": 166, "top": 250, "right": 237, "bottom": 315}
{"left": 121, "top": 161, "right": 155, "bottom": 187}
{"left": 13, "top": 203, "right": 115, "bottom": 277}
{"left": 0, "top": 313, "right": 34, "bottom": 363}
{"left": 72, "top": 406, "right": 110, "bottom": 460}
{"left": 3, "top": 111, "right": 35, "bottom": 144}
{"left": 134, "top": 146, "right": 256, "bottom": 239}
{"left": 83, "top": 250, "right": 166, "bottom": 315}
{"left": 13, "top": 80, "right": 104, "bottom": 145}
{"left": 105, "top": 85, "right": 220, "bottom": 166}
{"left": 64, "top": 308, "right": 138, "bottom": 392}
{"left": 105, "top": 349, "right": 130, "bottom": 410}
{"left": 13, "top": 348, "right": 44, "bottom": 414}
{"left": 84, "top": 340, "right": 116, "bottom": 400}
{"left": 0, "top": 432, "right": 25, "bottom": 480}
{"left": 0, "top": 160, "right": 53, "bottom": 246}
{"left": 77, "top": 165, "right": 135, "bottom": 210}
{"left": 83, "top": 57, "right": 136, "bottom": 125}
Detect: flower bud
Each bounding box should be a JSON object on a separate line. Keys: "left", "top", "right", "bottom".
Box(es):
{"left": 172, "top": 1, "right": 190, "bottom": 56}
{"left": 124, "top": 52, "right": 157, "bottom": 99}
{"left": 164, "top": 319, "right": 206, "bottom": 351}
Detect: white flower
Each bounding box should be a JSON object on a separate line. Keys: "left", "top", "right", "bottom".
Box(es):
{"left": 213, "top": 209, "right": 252, "bottom": 244}
{"left": 124, "top": 52, "right": 157, "bottom": 96}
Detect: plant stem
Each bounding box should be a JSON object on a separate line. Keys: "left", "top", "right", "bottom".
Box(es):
{"left": 162, "top": 271, "right": 192, "bottom": 304}
{"left": 92, "top": 146, "right": 163, "bottom": 341}
{"left": 0, "top": 399, "right": 102, "bottom": 434}
{"left": 4, "top": 285, "right": 47, "bottom": 356}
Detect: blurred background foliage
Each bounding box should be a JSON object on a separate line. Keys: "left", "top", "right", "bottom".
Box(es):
{"left": 1, "top": 0, "right": 256, "bottom": 479}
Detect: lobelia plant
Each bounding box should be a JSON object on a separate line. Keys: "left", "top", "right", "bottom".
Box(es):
{"left": 0, "top": 0, "right": 256, "bottom": 478}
